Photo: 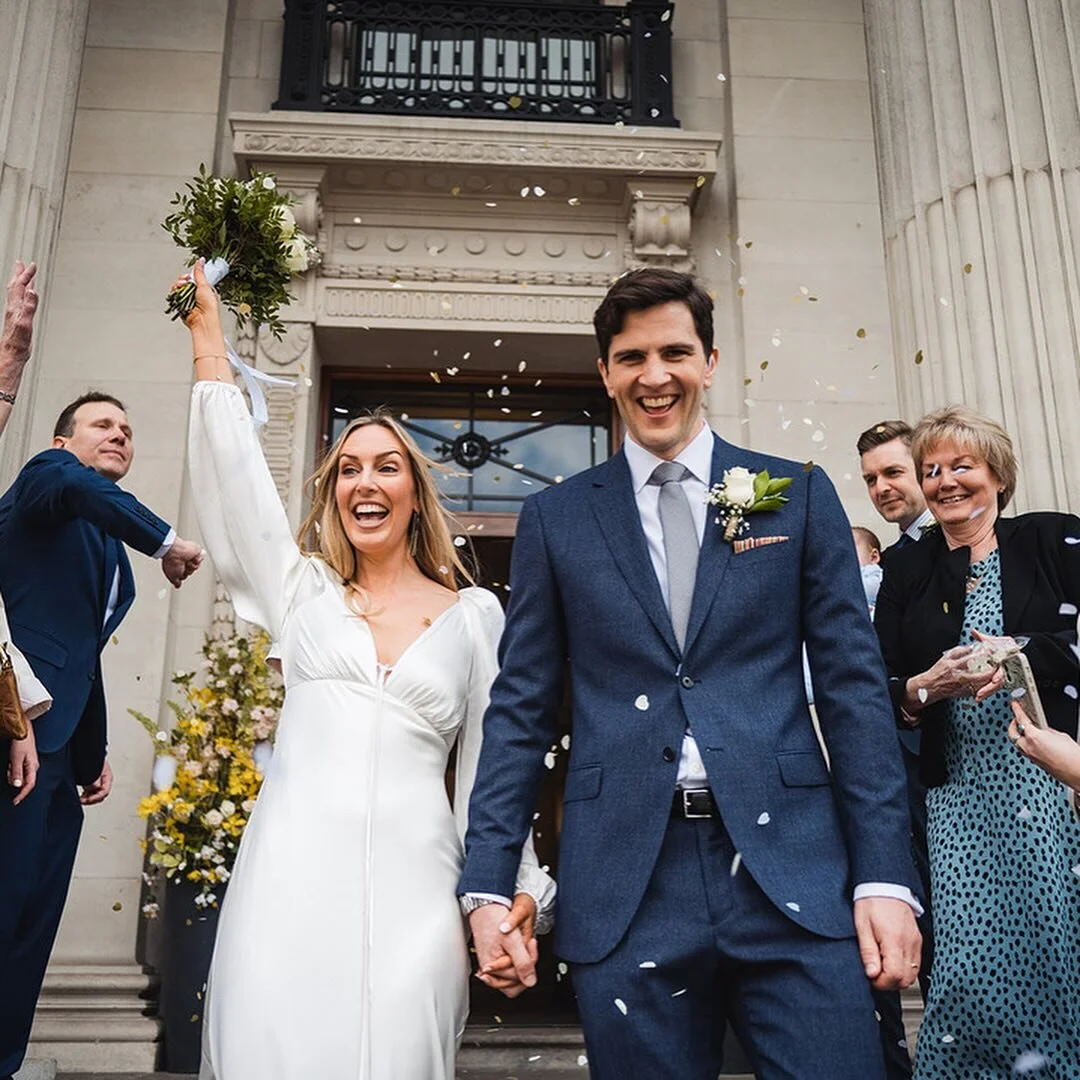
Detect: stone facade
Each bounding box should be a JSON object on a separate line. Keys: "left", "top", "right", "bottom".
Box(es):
{"left": 0, "top": 0, "right": 923, "bottom": 1069}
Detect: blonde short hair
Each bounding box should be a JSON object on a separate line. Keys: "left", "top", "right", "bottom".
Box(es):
{"left": 297, "top": 411, "right": 472, "bottom": 609}
{"left": 910, "top": 405, "right": 1017, "bottom": 511}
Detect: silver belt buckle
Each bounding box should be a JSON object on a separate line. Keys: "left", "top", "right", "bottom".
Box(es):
{"left": 681, "top": 788, "right": 712, "bottom": 819}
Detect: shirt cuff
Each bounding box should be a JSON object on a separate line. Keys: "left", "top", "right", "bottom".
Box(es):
{"left": 854, "top": 882, "right": 925, "bottom": 919}
{"left": 459, "top": 892, "right": 512, "bottom": 916}
{"left": 152, "top": 528, "right": 177, "bottom": 559}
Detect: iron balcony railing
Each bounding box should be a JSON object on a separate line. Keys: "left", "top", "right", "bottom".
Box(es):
{"left": 275, "top": 0, "right": 677, "bottom": 127}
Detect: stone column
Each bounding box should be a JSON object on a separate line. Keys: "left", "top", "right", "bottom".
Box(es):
{"left": 864, "top": 0, "right": 1080, "bottom": 512}
{"left": 0, "top": 0, "right": 91, "bottom": 486}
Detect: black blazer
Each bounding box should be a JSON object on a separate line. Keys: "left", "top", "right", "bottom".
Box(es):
{"left": 874, "top": 512, "right": 1080, "bottom": 787}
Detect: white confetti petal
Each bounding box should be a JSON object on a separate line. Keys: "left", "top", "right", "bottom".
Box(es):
{"left": 577, "top": 1054, "right": 589, "bottom": 1067}
{"left": 716, "top": 72, "right": 726, "bottom": 81}
{"left": 941, "top": 1034, "right": 955, "bottom": 1044}
{"left": 614, "top": 998, "right": 628, "bottom": 1015}
{"left": 785, "top": 901, "right": 801, "bottom": 912}
{"left": 1017, "top": 806, "right": 1032, "bottom": 820}
{"left": 1011, "top": 687, "right": 1027, "bottom": 699}
{"left": 544, "top": 751, "right": 557, "bottom": 770}
{"left": 1013, "top": 1051, "right": 1048, "bottom": 1074}
{"left": 671, "top": 988, "right": 687, "bottom": 997}
{"left": 638, "top": 961, "right": 657, "bottom": 969}
{"left": 453, "top": 536, "right": 467, "bottom": 547}
{"left": 757, "top": 812, "right": 770, "bottom": 826}
{"left": 1059, "top": 602, "right": 1078, "bottom": 616}
{"left": 917, "top": 688, "right": 929, "bottom": 704}
{"left": 1072, "top": 864, "right": 1080, "bottom": 877}
{"left": 730, "top": 851, "right": 742, "bottom": 877}
{"left": 561, "top": 734, "right": 571, "bottom": 750}
{"left": 635, "top": 694, "right": 650, "bottom": 711}
{"left": 1066, "top": 537, "right": 1080, "bottom": 545}
{"left": 1066, "top": 685, "right": 1079, "bottom": 699}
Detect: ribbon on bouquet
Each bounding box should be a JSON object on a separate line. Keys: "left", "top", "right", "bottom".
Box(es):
{"left": 198, "top": 257, "right": 296, "bottom": 427}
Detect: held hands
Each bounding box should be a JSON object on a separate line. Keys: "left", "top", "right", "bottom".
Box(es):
{"left": 80, "top": 759, "right": 113, "bottom": 805}
{"left": 854, "top": 896, "right": 922, "bottom": 991}
{"left": 162, "top": 536, "right": 205, "bottom": 588}
{"left": 468, "top": 893, "right": 539, "bottom": 998}
{"left": 2, "top": 261, "right": 38, "bottom": 369}
{"left": 7, "top": 723, "right": 39, "bottom": 805}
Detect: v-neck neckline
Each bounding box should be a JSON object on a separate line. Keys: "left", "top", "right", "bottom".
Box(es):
{"left": 362, "top": 596, "right": 462, "bottom": 675}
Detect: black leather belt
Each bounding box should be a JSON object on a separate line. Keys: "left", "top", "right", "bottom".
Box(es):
{"left": 672, "top": 787, "right": 717, "bottom": 820}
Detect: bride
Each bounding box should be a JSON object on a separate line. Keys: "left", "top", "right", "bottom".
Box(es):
{"left": 175, "top": 259, "right": 555, "bottom": 1080}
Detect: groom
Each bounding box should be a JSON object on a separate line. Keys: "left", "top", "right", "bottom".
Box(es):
{"left": 459, "top": 269, "right": 922, "bottom": 1078}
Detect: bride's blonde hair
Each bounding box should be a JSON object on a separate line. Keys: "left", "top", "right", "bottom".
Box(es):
{"left": 297, "top": 410, "right": 473, "bottom": 607}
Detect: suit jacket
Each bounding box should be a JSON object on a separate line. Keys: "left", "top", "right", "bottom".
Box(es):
{"left": 874, "top": 512, "right": 1080, "bottom": 788}
{"left": 0, "top": 449, "right": 171, "bottom": 784}
{"left": 460, "top": 434, "right": 916, "bottom": 964}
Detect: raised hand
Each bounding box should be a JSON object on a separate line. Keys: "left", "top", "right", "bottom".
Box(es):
{"left": 162, "top": 536, "right": 205, "bottom": 588}
{"left": 2, "top": 261, "right": 39, "bottom": 369}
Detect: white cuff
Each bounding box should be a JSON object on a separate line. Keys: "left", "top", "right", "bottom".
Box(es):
{"left": 459, "top": 892, "right": 512, "bottom": 916}
{"left": 152, "top": 528, "right": 177, "bottom": 559}
{"left": 854, "top": 882, "right": 925, "bottom": 919}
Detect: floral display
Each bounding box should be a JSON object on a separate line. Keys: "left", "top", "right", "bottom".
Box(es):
{"left": 132, "top": 630, "right": 283, "bottom": 911}
{"left": 162, "top": 165, "right": 320, "bottom": 338}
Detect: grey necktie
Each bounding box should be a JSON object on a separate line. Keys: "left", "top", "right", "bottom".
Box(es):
{"left": 649, "top": 461, "right": 698, "bottom": 650}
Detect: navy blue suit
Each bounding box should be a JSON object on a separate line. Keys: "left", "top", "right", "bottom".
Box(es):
{"left": 461, "top": 436, "right": 918, "bottom": 1079}
{"left": 0, "top": 449, "right": 170, "bottom": 1077}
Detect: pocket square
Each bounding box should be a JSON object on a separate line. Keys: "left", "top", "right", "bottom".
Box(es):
{"left": 733, "top": 535, "right": 790, "bottom": 555}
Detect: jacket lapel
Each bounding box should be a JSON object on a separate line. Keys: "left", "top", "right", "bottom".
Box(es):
{"left": 589, "top": 452, "right": 680, "bottom": 658}
{"left": 683, "top": 435, "right": 734, "bottom": 654}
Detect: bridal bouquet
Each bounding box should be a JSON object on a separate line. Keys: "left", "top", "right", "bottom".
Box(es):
{"left": 132, "top": 630, "right": 283, "bottom": 910}
{"left": 162, "top": 165, "right": 319, "bottom": 339}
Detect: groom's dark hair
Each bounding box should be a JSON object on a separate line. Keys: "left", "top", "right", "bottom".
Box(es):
{"left": 594, "top": 267, "right": 714, "bottom": 364}
{"left": 53, "top": 391, "right": 128, "bottom": 438}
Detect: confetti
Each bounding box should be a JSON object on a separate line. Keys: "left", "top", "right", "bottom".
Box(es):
{"left": 756, "top": 812, "right": 770, "bottom": 826}
{"left": 533, "top": 186, "right": 546, "bottom": 197}
{"left": 446, "top": 366, "right": 459, "bottom": 376}
{"left": 671, "top": 988, "right": 687, "bottom": 997}
{"left": 501, "top": 386, "right": 510, "bottom": 396}
{"left": 561, "top": 734, "right": 571, "bottom": 749}
{"left": 855, "top": 327, "right": 867, "bottom": 339}
{"left": 1017, "top": 804, "right": 1033, "bottom": 820}
{"left": 430, "top": 371, "right": 441, "bottom": 383}
{"left": 544, "top": 751, "right": 557, "bottom": 770}
{"left": 1011, "top": 687, "right": 1027, "bottom": 699}
{"left": 695, "top": 175, "right": 706, "bottom": 188}
{"left": 614, "top": 998, "right": 628, "bottom": 1015}
{"left": 730, "top": 852, "right": 742, "bottom": 877}
{"left": 518, "top": 360, "right": 527, "bottom": 372}
{"left": 939, "top": 296, "right": 950, "bottom": 306}
{"left": 811, "top": 430, "right": 825, "bottom": 443}
{"left": 639, "top": 961, "right": 657, "bottom": 969}
{"left": 941, "top": 1034, "right": 955, "bottom": 1044}
{"left": 112, "top": 901, "right": 123, "bottom": 912}
{"left": 520, "top": 186, "right": 530, "bottom": 197}
{"left": 634, "top": 694, "right": 650, "bottom": 711}
{"left": 1065, "top": 537, "right": 1080, "bottom": 545}
{"left": 577, "top": 1054, "right": 589, "bottom": 1067}
{"left": 716, "top": 72, "right": 726, "bottom": 81}
{"left": 453, "top": 537, "right": 466, "bottom": 547}
{"left": 915, "top": 350, "right": 924, "bottom": 365}
{"left": 568, "top": 197, "right": 581, "bottom": 206}
{"left": 1072, "top": 865, "right": 1080, "bottom": 877}
{"left": 1014, "top": 1051, "right": 1048, "bottom": 1074}
{"left": 1066, "top": 685, "right": 1078, "bottom": 699}
{"left": 508, "top": 95, "right": 522, "bottom": 109}
{"left": 785, "top": 901, "right": 801, "bottom": 912}
{"left": 493, "top": 338, "right": 502, "bottom": 346}
{"left": 963, "top": 262, "right": 973, "bottom": 274}
{"left": 450, "top": 186, "right": 461, "bottom": 197}
{"left": 1060, "top": 602, "right": 1079, "bottom": 616}
{"left": 799, "top": 285, "right": 809, "bottom": 295}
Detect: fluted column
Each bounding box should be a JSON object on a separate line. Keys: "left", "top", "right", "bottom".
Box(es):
{"left": 864, "top": 0, "right": 1080, "bottom": 512}
{"left": 0, "top": 0, "right": 90, "bottom": 486}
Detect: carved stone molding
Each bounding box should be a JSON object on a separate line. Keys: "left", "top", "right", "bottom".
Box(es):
{"left": 320, "top": 283, "right": 600, "bottom": 330}
{"left": 257, "top": 322, "right": 313, "bottom": 368}
{"left": 321, "top": 263, "right": 614, "bottom": 288}
{"left": 232, "top": 113, "right": 720, "bottom": 182}
{"left": 625, "top": 179, "right": 699, "bottom": 270}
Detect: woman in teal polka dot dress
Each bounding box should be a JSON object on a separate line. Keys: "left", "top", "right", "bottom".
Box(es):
{"left": 875, "top": 406, "right": 1080, "bottom": 1078}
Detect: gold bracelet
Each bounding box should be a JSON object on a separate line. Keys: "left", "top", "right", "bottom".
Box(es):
{"left": 193, "top": 354, "right": 227, "bottom": 363}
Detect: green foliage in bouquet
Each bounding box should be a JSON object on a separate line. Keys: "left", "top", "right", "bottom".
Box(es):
{"left": 162, "top": 165, "right": 319, "bottom": 339}
{"left": 132, "top": 629, "right": 284, "bottom": 911}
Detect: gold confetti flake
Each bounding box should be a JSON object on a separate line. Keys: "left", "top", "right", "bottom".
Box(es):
{"left": 508, "top": 96, "right": 522, "bottom": 109}
{"left": 914, "top": 349, "right": 924, "bottom": 365}
{"left": 760, "top": 360, "right": 769, "bottom": 371}
{"left": 695, "top": 175, "right": 706, "bottom": 188}
{"left": 450, "top": 185, "right": 461, "bottom": 197}
{"left": 963, "top": 262, "right": 973, "bottom": 273}
{"left": 855, "top": 327, "right": 867, "bottom": 339}
{"left": 429, "top": 371, "right": 441, "bottom": 383}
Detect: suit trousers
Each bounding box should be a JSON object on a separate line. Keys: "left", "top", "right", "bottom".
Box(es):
{"left": 0, "top": 743, "right": 83, "bottom": 1076}
{"left": 571, "top": 814, "right": 886, "bottom": 1080}
{"left": 900, "top": 742, "right": 933, "bottom": 1002}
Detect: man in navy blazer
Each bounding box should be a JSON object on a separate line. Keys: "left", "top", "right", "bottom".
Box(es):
{"left": 0, "top": 384, "right": 203, "bottom": 1080}
{"left": 460, "top": 269, "right": 922, "bottom": 1079}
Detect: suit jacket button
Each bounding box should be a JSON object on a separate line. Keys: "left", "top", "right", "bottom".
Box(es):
{"left": 681, "top": 675, "right": 695, "bottom": 689}
{"left": 662, "top": 746, "right": 676, "bottom": 763}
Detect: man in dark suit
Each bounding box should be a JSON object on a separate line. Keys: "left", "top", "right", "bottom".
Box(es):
{"left": 460, "top": 269, "right": 922, "bottom": 1079}
{"left": 856, "top": 420, "right": 935, "bottom": 1076}
{"left": 0, "top": 368, "right": 203, "bottom": 1078}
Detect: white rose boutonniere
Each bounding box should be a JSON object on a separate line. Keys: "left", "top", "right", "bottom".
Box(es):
{"left": 707, "top": 466, "right": 793, "bottom": 542}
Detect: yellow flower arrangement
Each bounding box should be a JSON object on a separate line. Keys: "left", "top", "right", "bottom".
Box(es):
{"left": 131, "top": 630, "right": 283, "bottom": 913}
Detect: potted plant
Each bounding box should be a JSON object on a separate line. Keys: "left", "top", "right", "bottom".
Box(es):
{"left": 131, "top": 629, "right": 282, "bottom": 1072}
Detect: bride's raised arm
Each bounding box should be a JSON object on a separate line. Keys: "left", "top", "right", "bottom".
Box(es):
{"left": 179, "top": 258, "right": 307, "bottom": 640}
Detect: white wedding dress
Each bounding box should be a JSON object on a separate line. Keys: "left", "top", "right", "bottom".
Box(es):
{"left": 188, "top": 382, "right": 555, "bottom": 1080}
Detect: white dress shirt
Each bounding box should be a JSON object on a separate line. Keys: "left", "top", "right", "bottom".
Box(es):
{"left": 624, "top": 424, "right": 922, "bottom": 915}
{"left": 901, "top": 508, "right": 934, "bottom": 544}
{"left": 103, "top": 529, "right": 175, "bottom": 628}
{"left": 623, "top": 422, "right": 713, "bottom": 787}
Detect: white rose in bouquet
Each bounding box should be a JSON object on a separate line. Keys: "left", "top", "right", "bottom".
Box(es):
{"left": 284, "top": 235, "right": 310, "bottom": 274}
{"left": 721, "top": 466, "right": 757, "bottom": 508}
{"left": 275, "top": 205, "right": 297, "bottom": 240}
